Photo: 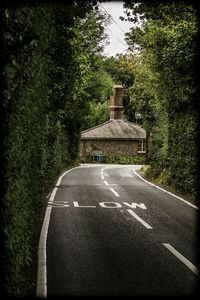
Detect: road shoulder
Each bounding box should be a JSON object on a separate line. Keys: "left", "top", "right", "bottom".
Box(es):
{"left": 135, "top": 166, "right": 198, "bottom": 208}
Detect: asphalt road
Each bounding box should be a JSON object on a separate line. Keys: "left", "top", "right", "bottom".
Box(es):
{"left": 44, "top": 164, "right": 198, "bottom": 297}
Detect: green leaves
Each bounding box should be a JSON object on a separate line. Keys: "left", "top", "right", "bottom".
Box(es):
{"left": 123, "top": 2, "right": 198, "bottom": 198}
{"left": 2, "top": 2, "right": 107, "bottom": 295}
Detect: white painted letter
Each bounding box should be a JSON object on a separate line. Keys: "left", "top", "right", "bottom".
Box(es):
{"left": 123, "top": 202, "right": 147, "bottom": 209}
{"left": 99, "top": 202, "right": 122, "bottom": 208}
{"left": 73, "top": 201, "right": 96, "bottom": 208}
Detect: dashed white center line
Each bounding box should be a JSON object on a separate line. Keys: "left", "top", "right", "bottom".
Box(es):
{"left": 162, "top": 243, "right": 198, "bottom": 275}
{"left": 101, "top": 169, "right": 120, "bottom": 197}
{"left": 127, "top": 209, "right": 152, "bottom": 229}
{"left": 109, "top": 187, "right": 120, "bottom": 197}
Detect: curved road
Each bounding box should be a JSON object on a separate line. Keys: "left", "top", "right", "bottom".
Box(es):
{"left": 38, "top": 164, "right": 198, "bottom": 297}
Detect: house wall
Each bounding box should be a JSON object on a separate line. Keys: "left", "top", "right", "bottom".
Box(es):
{"left": 80, "top": 139, "right": 145, "bottom": 157}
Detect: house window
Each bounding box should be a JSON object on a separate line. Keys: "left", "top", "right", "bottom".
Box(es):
{"left": 138, "top": 140, "right": 146, "bottom": 153}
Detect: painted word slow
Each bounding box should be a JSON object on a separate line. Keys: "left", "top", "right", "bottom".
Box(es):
{"left": 48, "top": 201, "right": 147, "bottom": 209}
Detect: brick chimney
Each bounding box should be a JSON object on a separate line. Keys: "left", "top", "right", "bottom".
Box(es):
{"left": 109, "top": 85, "right": 123, "bottom": 120}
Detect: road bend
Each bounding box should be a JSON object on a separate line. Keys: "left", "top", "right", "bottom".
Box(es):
{"left": 41, "top": 164, "right": 198, "bottom": 297}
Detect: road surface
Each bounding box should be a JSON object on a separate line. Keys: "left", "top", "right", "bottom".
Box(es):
{"left": 38, "top": 164, "right": 198, "bottom": 297}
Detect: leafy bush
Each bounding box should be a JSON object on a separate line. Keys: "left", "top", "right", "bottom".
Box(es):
{"left": 80, "top": 154, "right": 145, "bottom": 165}
{"left": 123, "top": 2, "right": 198, "bottom": 199}
{"left": 2, "top": 2, "right": 99, "bottom": 296}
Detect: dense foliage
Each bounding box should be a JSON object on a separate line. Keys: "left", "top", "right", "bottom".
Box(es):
{"left": 81, "top": 68, "right": 114, "bottom": 129}
{"left": 123, "top": 1, "right": 198, "bottom": 197}
{"left": 80, "top": 154, "right": 145, "bottom": 164}
{"left": 1, "top": 1, "right": 198, "bottom": 296}
{"left": 103, "top": 54, "right": 138, "bottom": 122}
{"left": 1, "top": 1, "right": 107, "bottom": 295}
{"left": 74, "top": 7, "right": 114, "bottom": 130}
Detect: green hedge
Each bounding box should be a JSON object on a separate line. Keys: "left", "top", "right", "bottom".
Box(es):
{"left": 2, "top": 3, "right": 93, "bottom": 296}
{"left": 147, "top": 111, "right": 198, "bottom": 198}
{"left": 80, "top": 154, "right": 146, "bottom": 165}
{"left": 168, "top": 112, "right": 198, "bottom": 197}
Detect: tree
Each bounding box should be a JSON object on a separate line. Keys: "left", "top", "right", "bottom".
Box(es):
{"left": 2, "top": 1, "right": 108, "bottom": 295}
{"left": 103, "top": 53, "right": 139, "bottom": 121}
{"left": 123, "top": 2, "right": 198, "bottom": 197}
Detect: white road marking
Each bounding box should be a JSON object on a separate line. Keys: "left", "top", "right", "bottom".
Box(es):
{"left": 162, "top": 243, "right": 198, "bottom": 275}
{"left": 48, "top": 187, "right": 58, "bottom": 204}
{"left": 109, "top": 187, "right": 120, "bottom": 197}
{"left": 101, "top": 174, "right": 104, "bottom": 180}
{"left": 124, "top": 202, "right": 147, "bottom": 209}
{"left": 48, "top": 201, "right": 70, "bottom": 208}
{"left": 104, "top": 180, "right": 109, "bottom": 186}
{"left": 73, "top": 201, "right": 96, "bottom": 208}
{"left": 47, "top": 204, "right": 69, "bottom": 208}
{"left": 37, "top": 206, "right": 51, "bottom": 297}
{"left": 48, "top": 202, "right": 69, "bottom": 206}
{"left": 36, "top": 166, "right": 83, "bottom": 298}
{"left": 101, "top": 168, "right": 104, "bottom": 175}
{"left": 48, "top": 201, "right": 148, "bottom": 209}
{"left": 99, "top": 202, "right": 122, "bottom": 208}
{"left": 48, "top": 201, "right": 69, "bottom": 204}
{"left": 46, "top": 193, "right": 51, "bottom": 199}
{"left": 127, "top": 209, "right": 152, "bottom": 229}
{"left": 133, "top": 168, "right": 198, "bottom": 210}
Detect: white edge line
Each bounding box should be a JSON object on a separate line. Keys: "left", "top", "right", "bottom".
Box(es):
{"left": 48, "top": 187, "right": 58, "bottom": 204}
{"left": 36, "top": 166, "right": 82, "bottom": 298}
{"left": 127, "top": 209, "right": 152, "bottom": 229}
{"left": 162, "top": 243, "right": 198, "bottom": 275}
{"left": 104, "top": 180, "right": 109, "bottom": 186}
{"left": 109, "top": 187, "right": 120, "bottom": 197}
{"left": 133, "top": 168, "right": 198, "bottom": 210}
{"left": 46, "top": 193, "right": 51, "bottom": 199}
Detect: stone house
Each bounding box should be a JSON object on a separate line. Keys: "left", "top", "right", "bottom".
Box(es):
{"left": 80, "top": 85, "right": 146, "bottom": 160}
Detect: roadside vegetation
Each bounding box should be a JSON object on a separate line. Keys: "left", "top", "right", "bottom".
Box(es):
{"left": 80, "top": 154, "right": 145, "bottom": 165}
{"left": 122, "top": 2, "right": 198, "bottom": 201}
{"left": 1, "top": 1, "right": 198, "bottom": 296}
{"left": 2, "top": 1, "right": 109, "bottom": 295}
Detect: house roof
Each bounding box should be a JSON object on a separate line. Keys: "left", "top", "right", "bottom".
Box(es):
{"left": 81, "top": 119, "right": 146, "bottom": 140}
